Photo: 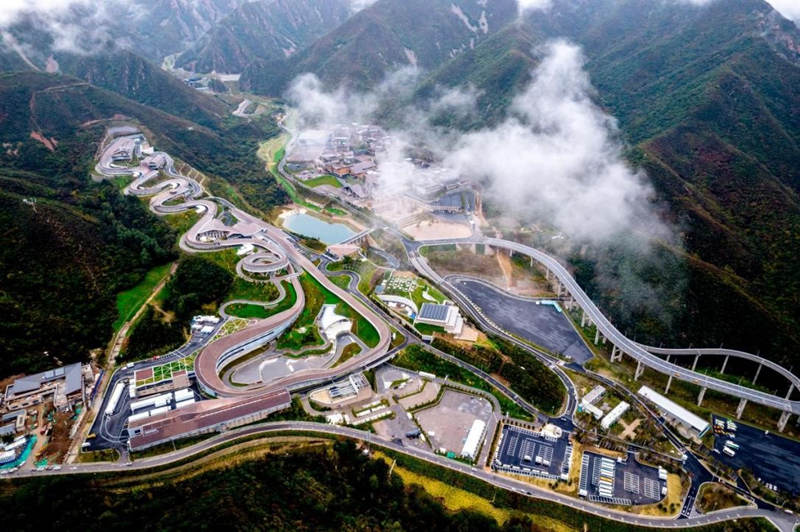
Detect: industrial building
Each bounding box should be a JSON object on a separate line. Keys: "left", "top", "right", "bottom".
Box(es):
{"left": 414, "top": 303, "right": 464, "bottom": 336}
{"left": 2, "top": 363, "right": 91, "bottom": 411}
{"left": 638, "top": 385, "right": 710, "bottom": 437}
{"left": 128, "top": 389, "right": 291, "bottom": 451}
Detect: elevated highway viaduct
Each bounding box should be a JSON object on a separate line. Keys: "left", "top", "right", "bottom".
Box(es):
{"left": 409, "top": 236, "right": 800, "bottom": 430}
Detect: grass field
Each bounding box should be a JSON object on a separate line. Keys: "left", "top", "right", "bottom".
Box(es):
{"left": 303, "top": 174, "right": 342, "bottom": 188}
{"left": 333, "top": 343, "right": 362, "bottom": 368}
{"left": 276, "top": 273, "right": 335, "bottom": 350}
{"left": 114, "top": 263, "right": 172, "bottom": 331}
{"left": 226, "top": 281, "right": 297, "bottom": 319}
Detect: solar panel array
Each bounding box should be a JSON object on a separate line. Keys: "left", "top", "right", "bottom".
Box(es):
{"left": 419, "top": 303, "right": 449, "bottom": 321}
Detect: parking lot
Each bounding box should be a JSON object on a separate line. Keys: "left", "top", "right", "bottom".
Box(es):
{"left": 452, "top": 278, "right": 593, "bottom": 363}
{"left": 712, "top": 415, "right": 800, "bottom": 495}
{"left": 493, "top": 424, "right": 571, "bottom": 478}
{"left": 414, "top": 389, "right": 493, "bottom": 456}
{"left": 579, "top": 451, "right": 666, "bottom": 505}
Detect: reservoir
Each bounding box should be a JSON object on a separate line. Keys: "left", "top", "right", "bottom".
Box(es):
{"left": 281, "top": 211, "right": 356, "bottom": 244}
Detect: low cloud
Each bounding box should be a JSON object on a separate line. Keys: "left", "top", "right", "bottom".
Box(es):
{"left": 517, "top": 0, "right": 552, "bottom": 14}
{"left": 288, "top": 39, "right": 672, "bottom": 248}
{"left": 766, "top": 0, "right": 800, "bottom": 23}
{"left": 445, "top": 41, "right": 669, "bottom": 244}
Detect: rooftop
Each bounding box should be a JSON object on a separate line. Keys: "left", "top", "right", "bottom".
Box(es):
{"left": 418, "top": 303, "right": 450, "bottom": 321}
{"left": 6, "top": 362, "right": 83, "bottom": 398}
{"left": 638, "top": 385, "right": 709, "bottom": 434}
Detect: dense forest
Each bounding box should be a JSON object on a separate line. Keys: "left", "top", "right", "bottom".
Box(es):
{"left": 0, "top": 439, "right": 773, "bottom": 532}
{"left": 0, "top": 125, "right": 176, "bottom": 376}
{"left": 0, "top": 72, "right": 288, "bottom": 377}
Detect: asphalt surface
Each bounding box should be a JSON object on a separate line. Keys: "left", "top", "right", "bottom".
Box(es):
{"left": 409, "top": 236, "right": 800, "bottom": 416}
{"left": 450, "top": 276, "right": 593, "bottom": 363}
{"left": 712, "top": 416, "right": 800, "bottom": 495}
{"left": 11, "top": 421, "right": 798, "bottom": 531}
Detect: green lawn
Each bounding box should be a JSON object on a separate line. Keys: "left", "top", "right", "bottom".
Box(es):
{"left": 335, "top": 302, "right": 380, "bottom": 348}
{"left": 276, "top": 273, "right": 334, "bottom": 350}
{"left": 414, "top": 323, "right": 446, "bottom": 336}
{"left": 303, "top": 174, "right": 342, "bottom": 188}
{"left": 334, "top": 343, "right": 362, "bottom": 367}
{"left": 328, "top": 275, "right": 351, "bottom": 290}
{"left": 114, "top": 263, "right": 172, "bottom": 331}
{"left": 225, "top": 303, "right": 271, "bottom": 319}
{"left": 226, "top": 281, "right": 297, "bottom": 319}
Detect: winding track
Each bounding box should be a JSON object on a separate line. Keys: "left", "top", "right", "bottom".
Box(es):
{"left": 23, "top": 132, "right": 791, "bottom": 531}
{"left": 96, "top": 136, "right": 392, "bottom": 398}
{"left": 409, "top": 236, "right": 800, "bottom": 416}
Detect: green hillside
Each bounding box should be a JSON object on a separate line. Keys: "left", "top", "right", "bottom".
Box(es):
{"left": 0, "top": 72, "right": 287, "bottom": 376}
{"left": 241, "top": 0, "right": 518, "bottom": 95}
{"left": 492, "top": 0, "right": 800, "bottom": 365}
{"left": 175, "top": 0, "right": 353, "bottom": 74}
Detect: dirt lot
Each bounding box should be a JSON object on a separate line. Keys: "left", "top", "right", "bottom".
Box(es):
{"left": 414, "top": 389, "right": 492, "bottom": 455}
{"left": 404, "top": 220, "right": 473, "bottom": 241}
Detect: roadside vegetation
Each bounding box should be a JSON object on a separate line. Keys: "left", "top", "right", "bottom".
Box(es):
{"left": 113, "top": 263, "right": 172, "bottom": 331}
{"left": 697, "top": 483, "right": 750, "bottom": 513}
{"left": 393, "top": 345, "right": 532, "bottom": 420}
{"left": 431, "top": 336, "right": 565, "bottom": 415}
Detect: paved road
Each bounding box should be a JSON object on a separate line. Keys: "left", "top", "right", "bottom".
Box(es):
{"left": 11, "top": 421, "right": 797, "bottom": 531}
{"left": 96, "top": 136, "right": 394, "bottom": 400}
{"left": 409, "top": 236, "right": 800, "bottom": 416}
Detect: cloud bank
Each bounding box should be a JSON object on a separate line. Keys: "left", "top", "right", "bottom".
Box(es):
{"left": 288, "top": 39, "right": 669, "bottom": 248}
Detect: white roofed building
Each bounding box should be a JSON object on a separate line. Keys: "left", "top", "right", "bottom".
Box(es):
{"left": 638, "top": 385, "right": 710, "bottom": 438}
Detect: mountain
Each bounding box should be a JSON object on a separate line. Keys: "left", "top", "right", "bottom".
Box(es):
{"left": 240, "top": 0, "right": 519, "bottom": 95}
{"left": 510, "top": 0, "right": 800, "bottom": 364}
{"left": 123, "top": 0, "right": 248, "bottom": 59}
{"left": 0, "top": 71, "right": 287, "bottom": 376}
{"left": 53, "top": 50, "right": 230, "bottom": 128}
{"left": 175, "top": 0, "right": 353, "bottom": 74}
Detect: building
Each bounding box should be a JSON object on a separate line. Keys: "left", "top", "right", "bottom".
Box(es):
{"left": 582, "top": 385, "right": 606, "bottom": 406}
{"left": 110, "top": 136, "right": 143, "bottom": 161}
{"left": 460, "top": 419, "right": 486, "bottom": 460}
{"left": 128, "top": 389, "right": 291, "bottom": 451}
{"left": 415, "top": 303, "right": 464, "bottom": 336}
{"left": 600, "top": 401, "right": 629, "bottom": 430}
{"left": 3, "top": 363, "right": 90, "bottom": 411}
{"left": 638, "top": 385, "right": 710, "bottom": 437}
{"left": 582, "top": 403, "right": 603, "bottom": 420}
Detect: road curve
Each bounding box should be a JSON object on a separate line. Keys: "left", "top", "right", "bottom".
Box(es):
{"left": 96, "top": 135, "right": 392, "bottom": 398}
{"left": 11, "top": 421, "right": 796, "bottom": 531}
{"left": 413, "top": 236, "right": 800, "bottom": 416}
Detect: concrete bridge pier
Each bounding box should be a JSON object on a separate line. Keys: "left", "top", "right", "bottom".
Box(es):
{"left": 545, "top": 269, "right": 551, "bottom": 281}
{"left": 736, "top": 398, "right": 747, "bottom": 419}
{"left": 691, "top": 354, "right": 700, "bottom": 372}
{"left": 665, "top": 374, "right": 673, "bottom": 394}
{"left": 634, "top": 360, "right": 644, "bottom": 381}
{"left": 470, "top": 243, "right": 477, "bottom": 254}
{"left": 581, "top": 310, "right": 587, "bottom": 328}
{"left": 530, "top": 256, "right": 534, "bottom": 268}
{"left": 779, "top": 411, "right": 791, "bottom": 432}
{"left": 610, "top": 345, "right": 622, "bottom": 363}
{"left": 787, "top": 384, "right": 795, "bottom": 400}
{"left": 753, "top": 363, "right": 762, "bottom": 385}
{"left": 594, "top": 329, "right": 602, "bottom": 345}
{"left": 721, "top": 355, "right": 729, "bottom": 374}
{"left": 697, "top": 386, "right": 706, "bottom": 406}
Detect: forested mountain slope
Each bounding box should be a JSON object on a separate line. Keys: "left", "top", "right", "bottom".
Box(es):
{"left": 240, "top": 0, "right": 518, "bottom": 94}
{"left": 175, "top": 0, "right": 353, "bottom": 74}
{"left": 0, "top": 72, "right": 286, "bottom": 376}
